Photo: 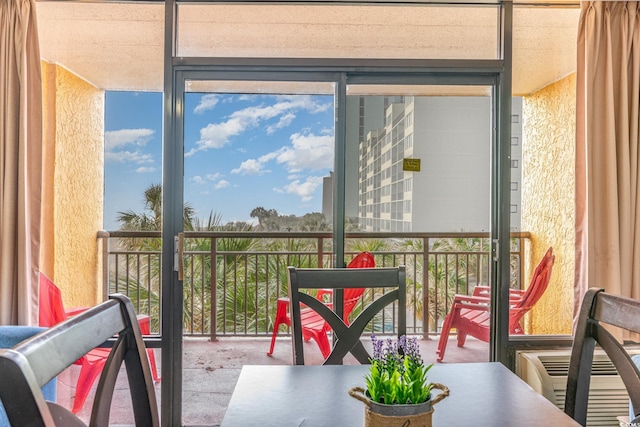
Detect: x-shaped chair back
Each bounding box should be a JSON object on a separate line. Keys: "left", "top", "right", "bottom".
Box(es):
{"left": 287, "top": 266, "right": 406, "bottom": 365}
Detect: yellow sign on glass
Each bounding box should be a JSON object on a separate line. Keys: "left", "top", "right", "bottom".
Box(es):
{"left": 403, "top": 158, "right": 421, "bottom": 172}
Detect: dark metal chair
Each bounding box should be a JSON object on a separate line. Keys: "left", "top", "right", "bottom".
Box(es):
{"left": 268, "top": 252, "right": 376, "bottom": 357}
{"left": 287, "top": 265, "right": 406, "bottom": 365}
{"left": 0, "top": 294, "right": 159, "bottom": 427}
{"left": 565, "top": 288, "right": 640, "bottom": 426}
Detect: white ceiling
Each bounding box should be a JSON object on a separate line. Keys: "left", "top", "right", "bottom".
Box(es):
{"left": 35, "top": 1, "right": 580, "bottom": 96}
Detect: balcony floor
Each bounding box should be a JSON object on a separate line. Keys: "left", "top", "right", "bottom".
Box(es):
{"left": 56, "top": 335, "right": 488, "bottom": 426}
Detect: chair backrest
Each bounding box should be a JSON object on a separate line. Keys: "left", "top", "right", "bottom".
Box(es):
{"left": 343, "top": 252, "right": 376, "bottom": 318}
{"left": 564, "top": 288, "right": 640, "bottom": 426}
{"left": 513, "top": 247, "right": 555, "bottom": 312}
{"left": 0, "top": 294, "right": 159, "bottom": 427}
{"left": 288, "top": 266, "right": 406, "bottom": 365}
{"left": 39, "top": 273, "right": 67, "bottom": 327}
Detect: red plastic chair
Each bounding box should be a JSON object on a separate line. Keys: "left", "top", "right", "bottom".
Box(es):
{"left": 38, "top": 273, "right": 160, "bottom": 413}
{"left": 436, "top": 247, "right": 555, "bottom": 362}
{"left": 267, "top": 251, "right": 376, "bottom": 357}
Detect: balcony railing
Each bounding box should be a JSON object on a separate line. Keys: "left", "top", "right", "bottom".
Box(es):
{"left": 98, "top": 231, "right": 530, "bottom": 339}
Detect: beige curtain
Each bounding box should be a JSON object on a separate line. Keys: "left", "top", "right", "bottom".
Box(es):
{"left": 575, "top": 2, "right": 640, "bottom": 323}
{"left": 0, "top": 0, "right": 42, "bottom": 325}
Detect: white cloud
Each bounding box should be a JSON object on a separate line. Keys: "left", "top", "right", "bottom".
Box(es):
{"left": 186, "top": 95, "right": 332, "bottom": 156}
{"left": 194, "top": 94, "right": 219, "bottom": 114}
{"left": 274, "top": 95, "right": 332, "bottom": 114}
{"left": 258, "top": 152, "right": 279, "bottom": 162}
{"left": 185, "top": 118, "right": 246, "bottom": 156}
{"left": 275, "top": 132, "right": 334, "bottom": 172}
{"left": 230, "top": 130, "right": 333, "bottom": 179}
{"left": 193, "top": 173, "right": 229, "bottom": 190}
{"left": 275, "top": 176, "right": 324, "bottom": 202}
{"left": 231, "top": 159, "right": 269, "bottom": 175}
{"left": 135, "top": 166, "right": 156, "bottom": 173}
{"left": 105, "top": 150, "right": 154, "bottom": 164}
{"left": 105, "top": 128, "right": 154, "bottom": 151}
{"left": 215, "top": 180, "right": 230, "bottom": 189}
{"left": 266, "top": 113, "right": 296, "bottom": 134}
{"left": 104, "top": 128, "right": 156, "bottom": 166}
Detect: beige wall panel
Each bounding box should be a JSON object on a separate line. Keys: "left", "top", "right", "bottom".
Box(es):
{"left": 50, "top": 65, "right": 104, "bottom": 308}
{"left": 522, "top": 73, "right": 575, "bottom": 335}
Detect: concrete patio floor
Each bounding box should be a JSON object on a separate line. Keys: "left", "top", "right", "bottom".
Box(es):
{"left": 57, "top": 335, "right": 489, "bottom": 426}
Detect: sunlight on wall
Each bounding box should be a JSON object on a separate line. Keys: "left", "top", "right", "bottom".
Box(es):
{"left": 522, "top": 73, "right": 576, "bottom": 335}
{"left": 41, "top": 61, "right": 104, "bottom": 308}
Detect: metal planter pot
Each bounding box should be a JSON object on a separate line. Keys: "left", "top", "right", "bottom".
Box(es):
{"left": 349, "top": 383, "right": 449, "bottom": 427}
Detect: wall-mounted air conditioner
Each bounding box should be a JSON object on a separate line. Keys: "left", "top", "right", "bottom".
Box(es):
{"left": 516, "top": 349, "right": 634, "bottom": 427}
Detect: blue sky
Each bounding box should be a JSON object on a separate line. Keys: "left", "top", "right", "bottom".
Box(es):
{"left": 104, "top": 92, "right": 334, "bottom": 230}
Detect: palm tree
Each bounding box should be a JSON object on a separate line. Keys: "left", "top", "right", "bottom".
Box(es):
{"left": 117, "top": 183, "right": 196, "bottom": 232}
{"left": 113, "top": 184, "right": 192, "bottom": 322}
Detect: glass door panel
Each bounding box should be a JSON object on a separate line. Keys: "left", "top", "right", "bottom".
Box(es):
{"left": 345, "top": 84, "right": 494, "bottom": 363}
{"left": 181, "top": 79, "right": 335, "bottom": 426}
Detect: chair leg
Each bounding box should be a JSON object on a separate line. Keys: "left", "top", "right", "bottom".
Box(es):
{"left": 137, "top": 315, "right": 160, "bottom": 381}
{"left": 456, "top": 331, "right": 467, "bottom": 347}
{"left": 311, "top": 330, "right": 332, "bottom": 359}
{"left": 72, "top": 355, "right": 107, "bottom": 413}
{"left": 436, "top": 313, "right": 454, "bottom": 362}
{"left": 147, "top": 349, "right": 161, "bottom": 382}
{"left": 268, "top": 325, "right": 280, "bottom": 355}
{"left": 268, "top": 298, "right": 291, "bottom": 355}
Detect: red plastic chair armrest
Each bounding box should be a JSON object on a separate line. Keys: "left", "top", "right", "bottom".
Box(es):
{"left": 452, "top": 294, "right": 490, "bottom": 304}
{"left": 472, "top": 286, "right": 491, "bottom": 297}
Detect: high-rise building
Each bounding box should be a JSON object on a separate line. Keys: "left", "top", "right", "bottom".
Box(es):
{"left": 349, "top": 95, "right": 522, "bottom": 232}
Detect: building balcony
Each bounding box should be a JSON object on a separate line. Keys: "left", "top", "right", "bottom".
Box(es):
{"left": 98, "top": 230, "right": 534, "bottom": 340}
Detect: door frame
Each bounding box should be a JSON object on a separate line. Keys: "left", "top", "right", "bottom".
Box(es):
{"left": 161, "top": 4, "right": 513, "bottom": 427}
{"left": 162, "top": 63, "right": 510, "bottom": 426}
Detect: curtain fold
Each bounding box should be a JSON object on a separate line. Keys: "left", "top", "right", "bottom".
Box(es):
{"left": 575, "top": 2, "right": 640, "bottom": 325}
{"left": 0, "top": 0, "right": 42, "bottom": 325}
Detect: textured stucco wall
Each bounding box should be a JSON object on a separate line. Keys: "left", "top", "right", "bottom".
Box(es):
{"left": 521, "top": 73, "right": 575, "bottom": 335}
{"left": 41, "top": 62, "right": 56, "bottom": 280}
{"left": 41, "top": 63, "right": 104, "bottom": 308}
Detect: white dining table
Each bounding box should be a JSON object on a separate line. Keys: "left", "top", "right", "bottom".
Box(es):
{"left": 220, "top": 362, "right": 581, "bottom": 427}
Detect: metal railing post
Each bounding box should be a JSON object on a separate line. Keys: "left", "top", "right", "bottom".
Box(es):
{"left": 210, "top": 236, "right": 217, "bottom": 341}
{"left": 422, "top": 236, "right": 429, "bottom": 339}
{"left": 317, "top": 237, "right": 323, "bottom": 268}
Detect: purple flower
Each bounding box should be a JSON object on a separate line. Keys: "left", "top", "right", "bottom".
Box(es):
{"left": 402, "top": 336, "right": 423, "bottom": 367}
{"left": 371, "top": 334, "right": 384, "bottom": 362}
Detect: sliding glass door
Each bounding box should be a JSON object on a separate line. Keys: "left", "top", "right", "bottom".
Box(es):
{"left": 164, "top": 69, "right": 502, "bottom": 425}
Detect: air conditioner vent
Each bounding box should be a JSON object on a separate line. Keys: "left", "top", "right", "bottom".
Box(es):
{"left": 517, "top": 349, "right": 639, "bottom": 427}
{"left": 539, "top": 355, "right": 619, "bottom": 376}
